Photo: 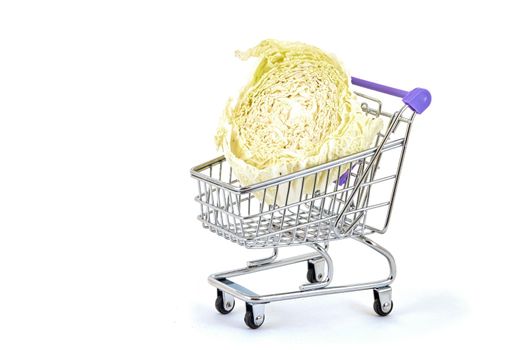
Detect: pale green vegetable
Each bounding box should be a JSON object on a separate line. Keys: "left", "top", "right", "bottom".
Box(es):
{"left": 216, "top": 39, "right": 383, "bottom": 206}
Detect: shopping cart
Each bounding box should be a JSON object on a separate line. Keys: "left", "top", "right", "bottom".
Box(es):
{"left": 190, "top": 77, "right": 431, "bottom": 329}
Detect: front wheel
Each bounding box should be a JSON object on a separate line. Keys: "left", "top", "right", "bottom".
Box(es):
{"left": 215, "top": 290, "right": 235, "bottom": 314}
{"left": 244, "top": 303, "right": 265, "bottom": 329}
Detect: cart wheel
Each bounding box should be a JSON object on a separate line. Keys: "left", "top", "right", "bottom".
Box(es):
{"left": 306, "top": 260, "right": 325, "bottom": 283}
{"left": 306, "top": 263, "right": 317, "bottom": 283}
{"left": 215, "top": 290, "right": 235, "bottom": 314}
{"left": 373, "top": 288, "right": 393, "bottom": 316}
{"left": 373, "top": 299, "right": 393, "bottom": 316}
{"left": 244, "top": 303, "right": 265, "bottom": 329}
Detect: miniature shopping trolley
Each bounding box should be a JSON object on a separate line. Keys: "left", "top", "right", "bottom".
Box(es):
{"left": 190, "top": 77, "right": 431, "bottom": 329}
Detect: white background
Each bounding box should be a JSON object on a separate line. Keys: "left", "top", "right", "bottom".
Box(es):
{"left": 1, "top": 0, "right": 524, "bottom": 348}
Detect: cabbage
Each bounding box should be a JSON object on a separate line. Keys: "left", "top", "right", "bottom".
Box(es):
{"left": 215, "top": 39, "right": 383, "bottom": 206}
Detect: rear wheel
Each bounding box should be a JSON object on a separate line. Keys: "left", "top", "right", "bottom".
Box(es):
{"left": 306, "top": 260, "right": 325, "bottom": 283}
{"left": 373, "top": 289, "right": 393, "bottom": 316}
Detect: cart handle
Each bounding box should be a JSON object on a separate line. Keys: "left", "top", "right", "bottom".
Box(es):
{"left": 351, "top": 77, "right": 431, "bottom": 114}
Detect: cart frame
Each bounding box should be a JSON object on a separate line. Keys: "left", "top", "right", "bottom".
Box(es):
{"left": 191, "top": 77, "right": 431, "bottom": 328}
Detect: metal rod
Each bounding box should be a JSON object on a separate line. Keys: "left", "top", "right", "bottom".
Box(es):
{"left": 190, "top": 139, "right": 405, "bottom": 193}
{"left": 334, "top": 105, "right": 408, "bottom": 233}
{"left": 246, "top": 247, "right": 279, "bottom": 268}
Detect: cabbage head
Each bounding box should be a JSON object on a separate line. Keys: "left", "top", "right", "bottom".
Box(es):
{"left": 215, "top": 39, "right": 383, "bottom": 206}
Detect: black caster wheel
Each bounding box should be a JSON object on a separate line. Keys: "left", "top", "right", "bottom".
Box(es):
{"left": 373, "top": 289, "right": 393, "bottom": 316}
{"left": 215, "top": 290, "right": 235, "bottom": 315}
{"left": 244, "top": 304, "right": 265, "bottom": 329}
{"left": 306, "top": 260, "right": 324, "bottom": 283}
{"left": 373, "top": 299, "right": 393, "bottom": 316}
{"left": 306, "top": 262, "right": 317, "bottom": 283}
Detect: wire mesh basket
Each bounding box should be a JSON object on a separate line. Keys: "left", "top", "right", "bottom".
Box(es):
{"left": 192, "top": 88, "right": 419, "bottom": 249}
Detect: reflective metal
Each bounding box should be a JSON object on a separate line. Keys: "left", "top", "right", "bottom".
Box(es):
{"left": 191, "top": 91, "right": 422, "bottom": 325}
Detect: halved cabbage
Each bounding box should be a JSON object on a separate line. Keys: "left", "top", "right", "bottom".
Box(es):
{"left": 215, "top": 39, "right": 383, "bottom": 206}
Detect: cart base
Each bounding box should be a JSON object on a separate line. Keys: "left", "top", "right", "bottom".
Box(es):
{"left": 208, "top": 235, "right": 396, "bottom": 328}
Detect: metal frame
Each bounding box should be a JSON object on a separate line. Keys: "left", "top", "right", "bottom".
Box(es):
{"left": 190, "top": 90, "right": 420, "bottom": 328}
{"left": 208, "top": 236, "right": 395, "bottom": 304}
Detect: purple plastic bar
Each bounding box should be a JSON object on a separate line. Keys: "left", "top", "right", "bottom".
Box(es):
{"left": 351, "top": 77, "right": 408, "bottom": 98}
{"left": 351, "top": 77, "right": 431, "bottom": 114}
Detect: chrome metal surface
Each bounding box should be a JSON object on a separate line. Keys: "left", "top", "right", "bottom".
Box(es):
{"left": 308, "top": 256, "right": 326, "bottom": 282}
{"left": 352, "top": 235, "right": 396, "bottom": 282}
{"left": 374, "top": 286, "right": 393, "bottom": 313}
{"left": 248, "top": 303, "right": 265, "bottom": 326}
{"left": 209, "top": 235, "right": 396, "bottom": 304}
{"left": 222, "top": 292, "right": 235, "bottom": 312}
{"left": 192, "top": 90, "right": 423, "bottom": 325}
{"left": 299, "top": 243, "right": 333, "bottom": 291}
{"left": 247, "top": 248, "right": 279, "bottom": 268}
{"left": 191, "top": 91, "right": 414, "bottom": 248}
{"left": 333, "top": 105, "right": 407, "bottom": 235}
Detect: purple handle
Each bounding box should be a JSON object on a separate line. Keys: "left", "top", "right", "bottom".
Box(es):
{"left": 351, "top": 77, "right": 431, "bottom": 114}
